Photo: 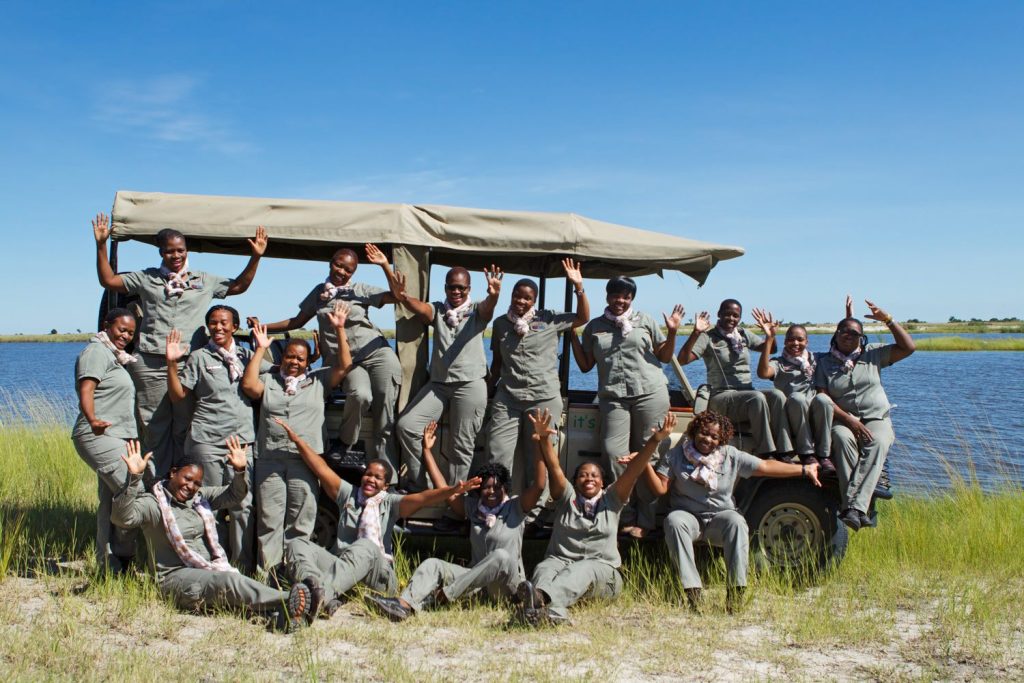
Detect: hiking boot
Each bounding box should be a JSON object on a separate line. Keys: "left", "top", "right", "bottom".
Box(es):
{"left": 366, "top": 595, "right": 411, "bottom": 622}
{"left": 302, "top": 577, "right": 326, "bottom": 622}
{"left": 839, "top": 508, "right": 862, "bottom": 532}
{"left": 858, "top": 510, "right": 876, "bottom": 528}
{"left": 272, "top": 582, "right": 311, "bottom": 633}
{"left": 818, "top": 457, "right": 837, "bottom": 475}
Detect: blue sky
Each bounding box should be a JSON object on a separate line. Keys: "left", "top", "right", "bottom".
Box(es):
{"left": 1, "top": 2, "right": 1021, "bottom": 334}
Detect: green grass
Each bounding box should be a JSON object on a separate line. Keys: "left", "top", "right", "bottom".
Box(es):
{"left": 2, "top": 399, "right": 1023, "bottom": 680}
{"left": 913, "top": 336, "right": 1024, "bottom": 351}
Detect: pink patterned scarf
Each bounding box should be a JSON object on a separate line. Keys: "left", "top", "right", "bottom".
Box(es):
{"left": 280, "top": 370, "right": 308, "bottom": 395}
{"left": 159, "top": 258, "right": 192, "bottom": 298}
{"left": 320, "top": 278, "right": 354, "bottom": 301}
{"left": 575, "top": 490, "right": 604, "bottom": 520}
{"left": 830, "top": 346, "right": 862, "bottom": 373}
{"left": 717, "top": 325, "right": 744, "bottom": 355}
{"left": 476, "top": 495, "right": 510, "bottom": 528}
{"left": 207, "top": 340, "right": 244, "bottom": 382}
{"left": 152, "top": 481, "right": 237, "bottom": 573}
{"left": 356, "top": 490, "right": 393, "bottom": 562}
{"left": 507, "top": 306, "right": 537, "bottom": 336}
{"left": 443, "top": 299, "right": 473, "bottom": 328}
{"left": 683, "top": 440, "right": 726, "bottom": 491}
{"left": 603, "top": 306, "right": 635, "bottom": 337}
{"left": 783, "top": 349, "right": 815, "bottom": 379}
{"left": 94, "top": 332, "right": 135, "bottom": 366}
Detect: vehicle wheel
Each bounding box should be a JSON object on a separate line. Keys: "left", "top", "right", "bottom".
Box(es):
{"left": 313, "top": 493, "right": 339, "bottom": 550}
{"left": 744, "top": 480, "right": 848, "bottom": 575}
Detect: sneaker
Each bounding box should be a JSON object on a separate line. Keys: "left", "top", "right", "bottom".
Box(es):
{"left": 839, "top": 508, "right": 862, "bottom": 532}
{"left": 365, "top": 595, "right": 411, "bottom": 622}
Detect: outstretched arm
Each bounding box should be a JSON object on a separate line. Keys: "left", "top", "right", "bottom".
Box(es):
{"left": 519, "top": 415, "right": 550, "bottom": 513}
{"left": 275, "top": 418, "right": 343, "bottom": 500}
{"left": 325, "top": 302, "right": 354, "bottom": 389}
{"left": 562, "top": 258, "right": 590, "bottom": 328}
{"left": 678, "top": 311, "right": 710, "bottom": 364}
{"left": 866, "top": 299, "right": 915, "bottom": 363}
{"left": 476, "top": 264, "right": 503, "bottom": 323}
{"left": 610, "top": 412, "right": 676, "bottom": 503}
{"left": 93, "top": 213, "right": 127, "bottom": 292}
{"left": 398, "top": 477, "right": 482, "bottom": 518}
{"left": 112, "top": 440, "right": 157, "bottom": 529}
{"left": 226, "top": 226, "right": 267, "bottom": 296}
{"left": 751, "top": 308, "right": 778, "bottom": 380}
{"left": 756, "top": 458, "right": 821, "bottom": 487}
{"left": 657, "top": 304, "right": 685, "bottom": 362}
{"left": 363, "top": 243, "right": 401, "bottom": 305}
{"left": 165, "top": 329, "right": 189, "bottom": 402}
{"left": 246, "top": 308, "right": 314, "bottom": 335}
{"left": 386, "top": 268, "right": 434, "bottom": 325}
{"left": 529, "top": 409, "right": 567, "bottom": 500}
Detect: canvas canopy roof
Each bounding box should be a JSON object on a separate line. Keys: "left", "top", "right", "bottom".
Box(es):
{"left": 111, "top": 191, "right": 743, "bottom": 284}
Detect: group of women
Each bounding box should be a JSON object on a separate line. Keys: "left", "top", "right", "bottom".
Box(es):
{"left": 74, "top": 213, "right": 914, "bottom": 630}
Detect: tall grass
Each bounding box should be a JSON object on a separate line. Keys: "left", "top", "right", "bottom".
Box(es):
{"left": 914, "top": 336, "right": 1024, "bottom": 351}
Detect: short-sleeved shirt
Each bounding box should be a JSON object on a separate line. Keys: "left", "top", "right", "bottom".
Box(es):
{"left": 544, "top": 486, "right": 625, "bottom": 568}
{"left": 334, "top": 479, "right": 404, "bottom": 557}
{"left": 581, "top": 312, "right": 668, "bottom": 399}
{"left": 689, "top": 327, "right": 765, "bottom": 394}
{"left": 430, "top": 302, "right": 488, "bottom": 383}
{"left": 121, "top": 268, "right": 232, "bottom": 354}
{"left": 298, "top": 282, "right": 390, "bottom": 365}
{"left": 769, "top": 352, "right": 824, "bottom": 398}
{"left": 73, "top": 339, "right": 137, "bottom": 439}
{"left": 256, "top": 367, "right": 332, "bottom": 454}
{"left": 491, "top": 310, "right": 576, "bottom": 401}
{"left": 467, "top": 494, "right": 527, "bottom": 575}
{"left": 814, "top": 344, "right": 894, "bottom": 422}
{"left": 181, "top": 345, "right": 268, "bottom": 444}
{"left": 656, "top": 443, "right": 762, "bottom": 516}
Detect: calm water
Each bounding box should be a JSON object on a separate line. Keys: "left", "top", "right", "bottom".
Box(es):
{"left": 3, "top": 334, "right": 1022, "bottom": 492}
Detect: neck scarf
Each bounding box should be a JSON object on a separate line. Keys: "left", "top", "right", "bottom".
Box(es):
{"left": 356, "top": 489, "right": 393, "bottom": 562}
{"left": 575, "top": 489, "right": 604, "bottom": 520}
{"left": 152, "top": 481, "right": 237, "bottom": 573}
{"left": 207, "top": 340, "right": 244, "bottom": 382}
{"left": 443, "top": 299, "right": 473, "bottom": 328}
{"left": 320, "top": 277, "right": 354, "bottom": 302}
{"left": 476, "top": 495, "right": 510, "bottom": 528}
{"left": 603, "top": 306, "right": 635, "bottom": 337}
{"left": 683, "top": 440, "right": 726, "bottom": 491}
{"left": 782, "top": 349, "right": 815, "bottom": 379}
{"left": 507, "top": 306, "right": 537, "bottom": 336}
{"left": 717, "top": 325, "right": 744, "bottom": 355}
{"left": 280, "top": 369, "right": 307, "bottom": 395}
{"left": 159, "top": 257, "right": 192, "bottom": 298}
{"left": 94, "top": 331, "right": 135, "bottom": 366}
{"left": 830, "top": 346, "right": 862, "bottom": 373}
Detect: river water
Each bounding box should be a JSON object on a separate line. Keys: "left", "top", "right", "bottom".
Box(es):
{"left": 2, "top": 334, "right": 1021, "bottom": 493}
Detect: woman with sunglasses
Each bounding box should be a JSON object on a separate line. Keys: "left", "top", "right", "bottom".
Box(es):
{"left": 814, "top": 300, "right": 915, "bottom": 531}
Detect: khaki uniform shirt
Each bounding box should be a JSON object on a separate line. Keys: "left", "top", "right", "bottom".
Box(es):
{"left": 333, "top": 479, "right": 404, "bottom": 557}
{"left": 430, "top": 302, "right": 488, "bottom": 383}
{"left": 491, "top": 310, "right": 576, "bottom": 401}
{"left": 544, "top": 486, "right": 625, "bottom": 568}
{"left": 581, "top": 312, "right": 667, "bottom": 399}
{"left": 690, "top": 327, "right": 765, "bottom": 394}
{"left": 656, "top": 443, "right": 762, "bottom": 517}
{"left": 73, "top": 339, "right": 137, "bottom": 439}
{"left": 256, "top": 367, "right": 332, "bottom": 454}
{"left": 298, "top": 282, "right": 390, "bottom": 365}
{"left": 814, "top": 343, "right": 894, "bottom": 421}
{"left": 121, "top": 268, "right": 231, "bottom": 354}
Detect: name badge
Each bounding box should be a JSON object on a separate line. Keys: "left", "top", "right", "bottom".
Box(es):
{"left": 530, "top": 322, "right": 547, "bottom": 332}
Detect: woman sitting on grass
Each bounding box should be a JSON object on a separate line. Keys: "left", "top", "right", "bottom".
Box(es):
{"left": 111, "top": 438, "right": 312, "bottom": 632}
{"left": 815, "top": 300, "right": 915, "bottom": 531}
{"left": 276, "top": 419, "right": 480, "bottom": 619}
{"left": 366, "top": 420, "right": 547, "bottom": 621}
{"left": 630, "top": 410, "right": 820, "bottom": 613}
{"left": 515, "top": 409, "right": 677, "bottom": 626}
{"left": 73, "top": 307, "right": 142, "bottom": 574}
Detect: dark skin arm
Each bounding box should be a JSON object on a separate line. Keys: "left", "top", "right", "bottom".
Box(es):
{"left": 93, "top": 213, "right": 126, "bottom": 292}
{"left": 608, "top": 412, "right": 676, "bottom": 503}
{"left": 866, "top": 299, "right": 915, "bottom": 363}
{"left": 570, "top": 327, "right": 595, "bottom": 373}
{"left": 398, "top": 478, "right": 482, "bottom": 519}
{"left": 519, "top": 413, "right": 550, "bottom": 513}
{"left": 246, "top": 309, "right": 314, "bottom": 335}
{"left": 77, "top": 378, "right": 110, "bottom": 435}
{"left": 751, "top": 308, "right": 779, "bottom": 380}
{"left": 366, "top": 244, "right": 434, "bottom": 324}
{"left": 325, "top": 303, "right": 354, "bottom": 389}
{"left": 475, "top": 265, "right": 504, "bottom": 323}
{"left": 657, "top": 305, "right": 685, "bottom": 362}
{"left": 164, "top": 329, "right": 189, "bottom": 402}
{"left": 677, "top": 311, "right": 711, "bottom": 365}
{"left": 224, "top": 226, "right": 268, "bottom": 296}
{"left": 562, "top": 259, "right": 590, "bottom": 328}
{"left": 420, "top": 421, "right": 467, "bottom": 518}
{"left": 275, "top": 418, "right": 343, "bottom": 500}
{"left": 529, "top": 409, "right": 568, "bottom": 500}
{"left": 240, "top": 324, "right": 270, "bottom": 400}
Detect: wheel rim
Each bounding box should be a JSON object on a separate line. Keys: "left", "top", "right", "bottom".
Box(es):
{"left": 756, "top": 502, "right": 825, "bottom": 570}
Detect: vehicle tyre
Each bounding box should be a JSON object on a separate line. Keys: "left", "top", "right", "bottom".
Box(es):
{"left": 744, "top": 480, "right": 848, "bottom": 575}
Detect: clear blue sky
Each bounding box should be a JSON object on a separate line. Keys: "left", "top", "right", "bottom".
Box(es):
{"left": 2, "top": 2, "right": 1021, "bottom": 334}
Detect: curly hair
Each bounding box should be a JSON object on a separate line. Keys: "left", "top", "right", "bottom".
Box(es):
{"left": 686, "top": 410, "right": 734, "bottom": 446}
{"left": 472, "top": 463, "right": 512, "bottom": 493}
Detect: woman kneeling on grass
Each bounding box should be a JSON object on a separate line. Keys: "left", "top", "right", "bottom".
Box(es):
{"left": 366, "top": 420, "right": 547, "bottom": 621}
{"left": 632, "top": 410, "right": 820, "bottom": 613}
{"left": 515, "top": 409, "right": 677, "bottom": 626}
{"left": 275, "top": 419, "right": 480, "bottom": 619}
{"left": 111, "top": 438, "right": 312, "bottom": 632}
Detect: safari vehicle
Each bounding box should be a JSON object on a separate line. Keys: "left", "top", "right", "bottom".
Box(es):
{"left": 104, "top": 190, "right": 890, "bottom": 573}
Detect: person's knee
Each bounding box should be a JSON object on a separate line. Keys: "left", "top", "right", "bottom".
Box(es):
{"left": 788, "top": 392, "right": 810, "bottom": 409}
{"left": 720, "top": 512, "right": 748, "bottom": 541}
{"left": 664, "top": 510, "right": 698, "bottom": 538}
{"left": 489, "top": 548, "right": 515, "bottom": 573}
{"left": 811, "top": 393, "right": 833, "bottom": 412}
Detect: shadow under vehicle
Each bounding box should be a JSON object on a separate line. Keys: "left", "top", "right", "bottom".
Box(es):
{"left": 102, "top": 190, "right": 891, "bottom": 574}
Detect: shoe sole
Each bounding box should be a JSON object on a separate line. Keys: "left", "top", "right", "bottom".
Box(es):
{"left": 286, "top": 583, "right": 311, "bottom": 631}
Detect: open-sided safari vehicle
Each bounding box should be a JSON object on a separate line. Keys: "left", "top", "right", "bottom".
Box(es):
{"left": 104, "top": 190, "right": 891, "bottom": 573}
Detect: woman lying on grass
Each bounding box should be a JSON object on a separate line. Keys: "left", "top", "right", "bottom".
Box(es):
{"left": 366, "top": 420, "right": 547, "bottom": 621}
{"left": 629, "top": 410, "right": 820, "bottom": 613}
{"left": 514, "top": 409, "right": 676, "bottom": 626}
{"left": 275, "top": 418, "right": 480, "bottom": 619}
{"left": 111, "top": 438, "right": 312, "bottom": 633}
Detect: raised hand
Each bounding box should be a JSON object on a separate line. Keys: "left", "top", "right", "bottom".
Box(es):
{"left": 365, "top": 243, "right": 388, "bottom": 267}
{"left": 663, "top": 304, "right": 685, "bottom": 333}
{"left": 92, "top": 212, "right": 112, "bottom": 244}
{"left": 652, "top": 412, "right": 677, "bottom": 441}
{"left": 225, "top": 435, "right": 248, "bottom": 471}
{"left": 562, "top": 258, "right": 583, "bottom": 288}
{"left": 528, "top": 408, "right": 558, "bottom": 441}
{"left": 246, "top": 316, "right": 260, "bottom": 330}
{"left": 327, "top": 301, "right": 351, "bottom": 328}
{"left": 273, "top": 417, "right": 300, "bottom": 442}
{"left": 751, "top": 308, "right": 778, "bottom": 338}
{"left": 165, "top": 329, "right": 186, "bottom": 363}
{"left": 390, "top": 269, "right": 409, "bottom": 302}
{"left": 845, "top": 294, "right": 854, "bottom": 319}
{"left": 693, "top": 311, "right": 712, "bottom": 334}
{"left": 120, "top": 440, "right": 152, "bottom": 476}
{"left": 247, "top": 225, "right": 268, "bottom": 256}
{"left": 453, "top": 476, "right": 483, "bottom": 495}
{"left": 252, "top": 323, "right": 272, "bottom": 350}
{"left": 616, "top": 451, "right": 639, "bottom": 466}
{"left": 484, "top": 264, "right": 504, "bottom": 297}
{"left": 864, "top": 300, "right": 890, "bottom": 323}
{"left": 422, "top": 420, "right": 438, "bottom": 452}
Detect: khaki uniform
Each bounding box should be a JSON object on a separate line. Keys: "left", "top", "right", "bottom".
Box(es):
{"left": 769, "top": 353, "right": 834, "bottom": 458}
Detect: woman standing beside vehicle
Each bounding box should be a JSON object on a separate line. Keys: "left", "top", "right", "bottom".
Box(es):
{"left": 92, "top": 212, "right": 267, "bottom": 476}
{"left": 72, "top": 308, "right": 141, "bottom": 573}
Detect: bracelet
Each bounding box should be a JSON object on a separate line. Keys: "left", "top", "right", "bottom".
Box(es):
{"left": 575, "top": 288, "right": 585, "bottom": 295}
{"left": 801, "top": 464, "right": 806, "bottom": 478}
{"left": 882, "top": 315, "right": 894, "bottom": 325}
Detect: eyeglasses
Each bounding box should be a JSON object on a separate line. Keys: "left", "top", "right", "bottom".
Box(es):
{"left": 445, "top": 284, "right": 469, "bottom": 292}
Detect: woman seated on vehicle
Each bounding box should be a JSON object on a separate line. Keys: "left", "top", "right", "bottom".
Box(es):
{"left": 241, "top": 305, "right": 353, "bottom": 572}
{"left": 484, "top": 258, "right": 588, "bottom": 502}
{"left": 111, "top": 439, "right": 313, "bottom": 632}
{"left": 815, "top": 300, "right": 914, "bottom": 531}
{"left": 366, "top": 420, "right": 548, "bottom": 621}
{"left": 678, "top": 299, "right": 792, "bottom": 458}
{"left": 571, "top": 276, "right": 683, "bottom": 539}
{"left": 515, "top": 409, "right": 676, "bottom": 626}
{"left": 72, "top": 307, "right": 141, "bottom": 574}
{"left": 165, "top": 305, "right": 269, "bottom": 571}
{"left": 631, "top": 410, "right": 820, "bottom": 613}
{"left": 247, "top": 244, "right": 403, "bottom": 472}
{"left": 92, "top": 212, "right": 267, "bottom": 476}
{"left": 275, "top": 419, "right": 479, "bottom": 618}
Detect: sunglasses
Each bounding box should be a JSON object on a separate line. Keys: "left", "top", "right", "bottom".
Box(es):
{"left": 445, "top": 284, "right": 469, "bottom": 292}
{"left": 836, "top": 327, "right": 863, "bottom": 337}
